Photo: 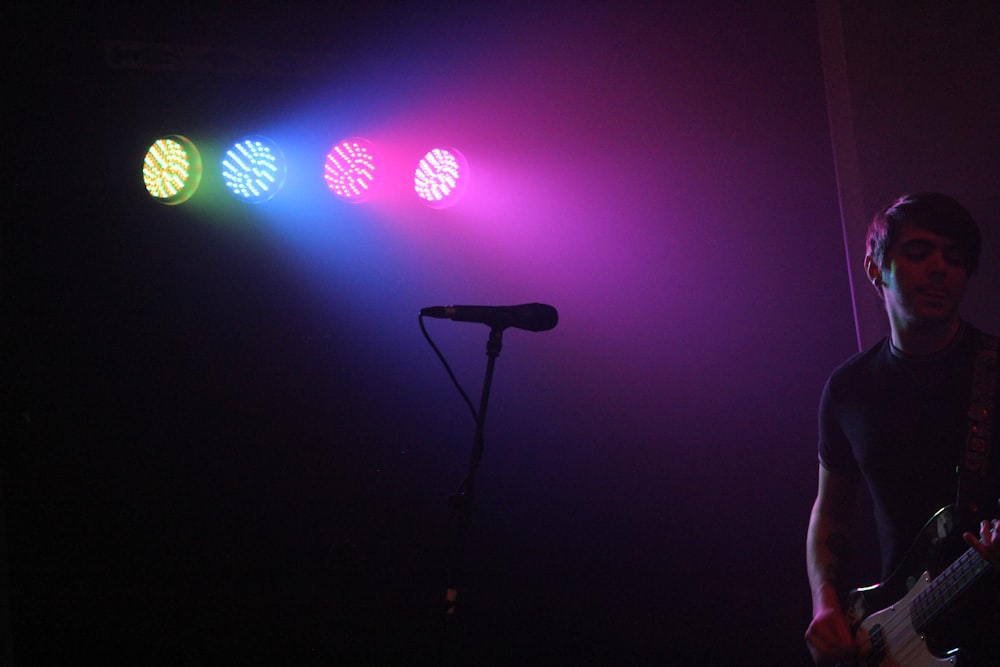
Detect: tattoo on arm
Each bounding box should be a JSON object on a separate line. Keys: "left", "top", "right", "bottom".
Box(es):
{"left": 823, "top": 529, "right": 852, "bottom": 582}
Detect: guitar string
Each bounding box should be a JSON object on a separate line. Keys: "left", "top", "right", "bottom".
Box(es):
{"left": 855, "top": 546, "right": 990, "bottom": 662}
{"left": 861, "top": 551, "right": 977, "bottom": 654}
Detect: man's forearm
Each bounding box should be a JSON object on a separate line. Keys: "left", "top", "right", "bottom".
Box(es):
{"left": 807, "top": 508, "right": 852, "bottom": 613}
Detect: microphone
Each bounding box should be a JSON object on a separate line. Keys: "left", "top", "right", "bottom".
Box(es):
{"left": 420, "top": 303, "right": 558, "bottom": 332}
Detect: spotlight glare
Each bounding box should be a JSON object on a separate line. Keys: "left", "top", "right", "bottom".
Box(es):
{"left": 414, "top": 148, "right": 468, "bottom": 209}
{"left": 222, "top": 136, "right": 287, "bottom": 203}
{"left": 324, "top": 138, "right": 378, "bottom": 203}
{"left": 142, "top": 135, "right": 202, "bottom": 204}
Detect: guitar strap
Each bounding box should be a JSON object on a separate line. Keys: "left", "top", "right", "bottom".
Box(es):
{"left": 958, "top": 331, "right": 998, "bottom": 516}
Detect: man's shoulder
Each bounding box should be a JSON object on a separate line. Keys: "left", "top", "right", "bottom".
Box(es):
{"left": 969, "top": 323, "right": 998, "bottom": 346}
{"left": 826, "top": 338, "right": 889, "bottom": 385}
{"left": 951, "top": 322, "right": 995, "bottom": 360}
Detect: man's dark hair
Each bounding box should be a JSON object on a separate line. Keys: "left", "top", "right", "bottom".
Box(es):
{"left": 866, "top": 192, "right": 982, "bottom": 275}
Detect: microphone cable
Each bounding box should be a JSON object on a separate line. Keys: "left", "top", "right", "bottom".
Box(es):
{"left": 419, "top": 313, "right": 480, "bottom": 428}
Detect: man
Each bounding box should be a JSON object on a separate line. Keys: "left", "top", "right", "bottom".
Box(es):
{"left": 805, "top": 192, "right": 999, "bottom": 666}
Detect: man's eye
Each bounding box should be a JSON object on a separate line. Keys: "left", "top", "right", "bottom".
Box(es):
{"left": 944, "top": 250, "right": 966, "bottom": 266}
{"left": 898, "top": 241, "right": 966, "bottom": 267}
{"left": 901, "top": 243, "right": 931, "bottom": 260}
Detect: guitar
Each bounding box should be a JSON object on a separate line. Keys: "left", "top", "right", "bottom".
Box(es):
{"left": 845, "top": 505, "right": 996, "bottom": 666}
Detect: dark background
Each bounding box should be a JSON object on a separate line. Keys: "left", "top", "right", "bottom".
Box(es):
{"left": 5, "top": 1, "right": 998, "bottom": 664}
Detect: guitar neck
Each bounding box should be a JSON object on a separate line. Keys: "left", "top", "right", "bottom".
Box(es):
{"left": 910, "top": 547, "right": 993, "bottom": 632}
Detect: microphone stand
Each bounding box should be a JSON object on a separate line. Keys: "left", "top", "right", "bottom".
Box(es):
{"left": 440, "top": 325, "right": 504, "bottom": 658}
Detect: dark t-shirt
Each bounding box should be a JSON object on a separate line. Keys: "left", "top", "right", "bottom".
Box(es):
{"left": 818, "top": 323, "right": 999, "bottom": 662}
{"left": 819, "top": 322, "right": 998, "bottom": 577}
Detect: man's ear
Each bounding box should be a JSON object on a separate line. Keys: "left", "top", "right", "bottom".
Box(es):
{"left": 864, "top": 256, "right": 883, "bottom": 290}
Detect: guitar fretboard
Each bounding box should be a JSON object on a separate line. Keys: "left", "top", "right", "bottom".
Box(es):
{"left": 909, "top": 547, "right": 993, "bottom": 631}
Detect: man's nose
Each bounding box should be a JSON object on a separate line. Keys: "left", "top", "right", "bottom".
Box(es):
{"left": 926, "top": 248, "right": 948, "bottom": 272}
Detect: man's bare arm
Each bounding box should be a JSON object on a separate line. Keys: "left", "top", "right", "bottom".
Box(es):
{"left": 804, "top": 464, "right": 859, "bottom": 666}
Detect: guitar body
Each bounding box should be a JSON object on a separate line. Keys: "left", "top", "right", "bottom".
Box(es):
{"left": 846, "top": 506, "right": 960, "bottom": 632}
{"left": 845, "top": 505, "right": 995, "bottom": 667}
{"left": 855, "top": 571, "right": 957, "bottom": 666}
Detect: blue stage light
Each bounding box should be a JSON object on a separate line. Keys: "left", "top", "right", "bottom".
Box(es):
{"left": 221, "top": 136, "right": 287, "bottom": 203}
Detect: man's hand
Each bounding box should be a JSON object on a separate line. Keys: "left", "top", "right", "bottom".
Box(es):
{"left": 805, "top": 604, "right": 857, "bottom": 667}
{"left": 963, "top": 517, "right": 1000, "bottom": 569}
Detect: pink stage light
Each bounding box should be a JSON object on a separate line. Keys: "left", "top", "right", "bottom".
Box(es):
{"left": 324, "top": 137, "right": 378, "bottom": 203}
{"left": 414, "top": 148, "right": 468, "bottom": 209}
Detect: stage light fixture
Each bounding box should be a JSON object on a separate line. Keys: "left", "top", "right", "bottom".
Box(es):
{"left": 221, "top": 136, "right": 287, "bottom": 203}
{"left": 414, "top": 148, "right": 468, "bottom": 209}
{"left": 324, "top": 137, "right": 378, "bottom": 203}
{"left": 142, "top": 135, "right": 202, "bottom": 204}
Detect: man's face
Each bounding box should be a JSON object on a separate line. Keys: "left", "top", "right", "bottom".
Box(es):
{"left": 873, "top": 224, "right": 971, "bottom": 330}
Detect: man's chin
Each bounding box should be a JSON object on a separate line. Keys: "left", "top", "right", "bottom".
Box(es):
{"left": 910, "top": 309, "right": 960, "bottom": 328}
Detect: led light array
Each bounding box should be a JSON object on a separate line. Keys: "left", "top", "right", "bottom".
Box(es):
{"left": 142, "top": 135, "right": 469, "bottom": 209}
{"left": 324, "top": 138, "right": 378, "bottom": 204}
{"left": 143, "top": 136, "right": 203, "bottom": 205}
{"left": 414, "top": 148, "right": 468, "bottom": 209}
{"left": 222, "top": 136, "right": 286, "bottom": 204}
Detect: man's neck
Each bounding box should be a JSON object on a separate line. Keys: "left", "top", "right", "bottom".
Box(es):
{"left": 890, "top": 318, "right": 963, "bottom": 356}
